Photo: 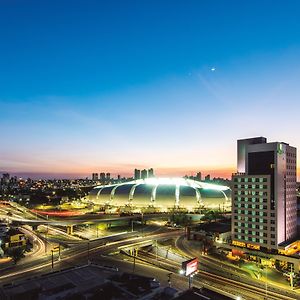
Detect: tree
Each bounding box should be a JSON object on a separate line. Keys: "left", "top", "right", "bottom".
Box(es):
{"left": 8, "top": 247, "right": 24, "bottom": 264}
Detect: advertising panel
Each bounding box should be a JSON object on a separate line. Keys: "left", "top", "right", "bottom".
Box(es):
{"left": 182, "top": 257, "right": 198, "bottom": 276}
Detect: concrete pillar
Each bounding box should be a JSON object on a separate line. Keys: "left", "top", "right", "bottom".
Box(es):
{"left": 31, "top": 225, "right": 38, "bottom": 231}
{"left": 67, "top": 225, "right": 73, "bottom": 235}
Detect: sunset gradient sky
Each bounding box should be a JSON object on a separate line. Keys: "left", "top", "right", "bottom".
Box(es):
{"left": 1, "top": 1, "right": 300, "bottom": 179}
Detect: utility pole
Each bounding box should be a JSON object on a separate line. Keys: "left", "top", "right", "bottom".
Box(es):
{"left": 265, "top": 267, "right": 268, "bottom": 299}
{"left": 58, "top": 243, "right": 61, "bottom": 261}
{"left": 290, "top": 264, "right": 294, "bottom": 290}
{"left": 87, "top": 241, "right": 90, "bottom": 264}
{"left": 51, "top": 250, "right": 54, "bottom": 269}
{"left": 167, "top": 273, "right": 172, "bottom": 287}
{"left": 45, "top": 214, "right": 49, "bottom": 254}
{"left": 132, "top": 248, "right": 138, "bottom": 273}
{"left": 141, "top": 212, "right": 144, "bottom": 236}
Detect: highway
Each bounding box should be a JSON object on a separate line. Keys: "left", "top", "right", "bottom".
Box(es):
{"left": 173, "top": 235, "right": 299, "bottom": 300}
{"left": 1, "top": 225, "right": 297, "bottom": 300}
{"left": 127, "top": 246, "right": 296, "bottom": 300}
{"left": 0, "top": 228, "right": 181, "bottom": 284}
{"left": 1, "top": 203, "right": 299, "bottom": 299}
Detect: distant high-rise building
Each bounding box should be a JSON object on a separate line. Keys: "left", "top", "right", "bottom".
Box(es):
{"left": 141, "top": 169, "right": 148, "bottom": 179}
{"left": 106, "top": 173, "right": 111, "bottom": 182}
{"left": 92, "top": 173, "right": 98, "bottom": 181}
{"left": 148, "top": 168, "right": 154, "bottom": 178}
{"left": 2, "top": 173, "right": 10, "bottom": 185}
{"left": 204, "top": 174, "right": 210, "bottom": 181}
{"left": 232, "top": 137, "right": 297, "bottom": 250}
{"left": 117, "top": 174, "right": 121, "bottom": 180}
{"left": 134, "top": 169, "right": 141, "bottom": 180}
{"left": 196, "top": 172, "right": 202, "bottom": 181}
{"left": 100, "top": 173, "right": 106, "bottom": 183}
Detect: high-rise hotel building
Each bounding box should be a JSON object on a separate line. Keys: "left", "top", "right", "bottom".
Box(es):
{"left": 232, "top": 137, "right": 297, "bottom": 250}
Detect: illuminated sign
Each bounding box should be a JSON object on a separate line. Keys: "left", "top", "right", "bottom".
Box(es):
{"left": 232, "top": 240, "right": 260, "bottom": 250}
{"left": 246, "top": 243, "right": 260, "bottom": 250}
{"left": 232, "top": 240, "right": 246, "bottom": 247}
{"left": 182, "top": 258, "right": 198, "bottom": 276}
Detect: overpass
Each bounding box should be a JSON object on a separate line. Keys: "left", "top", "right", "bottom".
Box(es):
{"left": 10, "top": 213, "right": 169, "bottom": 227}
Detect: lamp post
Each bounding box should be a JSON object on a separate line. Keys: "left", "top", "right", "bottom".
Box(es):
{"left": 132, "top": 248, "right": 137, "bottom": 273}
{"left": 45, "top": 214, "right": 49, "bottom": 254}
{"left": 265, "top": 267, "right": 268, "bottom": 299}
{"left": 51, "top": 250, "right": 54, "bottom": 269}
{"left": 290, "top": 264, "right": 294, "bottom": 290}
{"left": 58, "top": 243, "right": 61, "bottom": 261}
{"left": 87, "top": 241, "right": 90, "bottom": 264}
{"left": 167, "top": 273, "right": 172, "bottom": 287}
{"left": 141, "top": 212, "right": 144, "bottom": 236}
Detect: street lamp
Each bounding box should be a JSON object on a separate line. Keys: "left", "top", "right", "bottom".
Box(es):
{"left": 51, "top": 250, "right": 54, "bottom": 269}
{"left": 87, "top": 241, "right": 90, "bottom": 265}
{"left": 141, "top": 212, "right": 144, "bottom": 236}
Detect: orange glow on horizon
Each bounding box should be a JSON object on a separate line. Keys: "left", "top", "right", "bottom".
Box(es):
{"left": 4, "top": 166, "right": 300, "bottom": 181}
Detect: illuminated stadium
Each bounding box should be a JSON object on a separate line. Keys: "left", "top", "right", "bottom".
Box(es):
{"left": 89, "top": 178, "right": 231, "bottom": 212}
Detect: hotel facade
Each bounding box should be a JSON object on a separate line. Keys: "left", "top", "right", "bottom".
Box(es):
{"left": 232, "top": 137, "right": 297, "bottom": 251}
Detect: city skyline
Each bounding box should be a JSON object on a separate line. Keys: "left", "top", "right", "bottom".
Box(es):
{"left": 1, "top": 1, "right": 300, "bottom": 179}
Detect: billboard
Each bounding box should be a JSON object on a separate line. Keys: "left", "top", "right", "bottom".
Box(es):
{"left": 182, "top": 257, "right": 198, "bottom": 276}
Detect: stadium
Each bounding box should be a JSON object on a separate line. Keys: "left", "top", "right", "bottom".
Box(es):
{"left": 89, "top": 178, "right": 231, "bottom": 212}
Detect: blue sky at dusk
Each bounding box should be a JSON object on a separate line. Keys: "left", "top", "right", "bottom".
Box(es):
{"left": 1, "top": 1, "right": 300, "bottom": 179}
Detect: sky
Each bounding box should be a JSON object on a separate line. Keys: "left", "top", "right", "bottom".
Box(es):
{"left": 1, "top": 0, "right": 300, "bottom": 179}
